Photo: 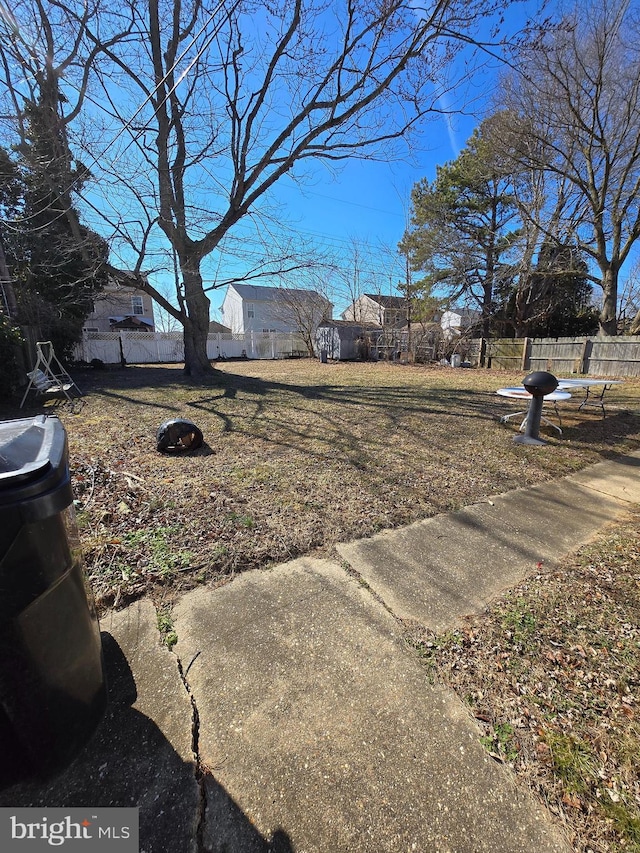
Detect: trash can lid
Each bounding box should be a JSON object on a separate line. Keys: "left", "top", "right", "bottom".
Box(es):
{"left": 0, "top": 415, "right": 62, "bottom": 489}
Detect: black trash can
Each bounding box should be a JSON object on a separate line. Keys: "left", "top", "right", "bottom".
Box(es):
{"left": 0, "top": 414, "right": 107, "bottom": 785}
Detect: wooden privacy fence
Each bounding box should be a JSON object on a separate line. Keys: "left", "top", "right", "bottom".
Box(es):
{"left": 486, "top": 336, "right": 640, "bottom": 377}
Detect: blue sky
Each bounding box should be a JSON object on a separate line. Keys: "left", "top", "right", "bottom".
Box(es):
{"left": 266, "top": 80, "right": 482, "bottom": 251}
{"left": 203, "top": 0, "right": 545, "bottom": 320}
{"left": 67, "top": 0, "right": 550, "bottom": 321}
{"left": 207, "top": 130, "right": 463, "bottom": 320}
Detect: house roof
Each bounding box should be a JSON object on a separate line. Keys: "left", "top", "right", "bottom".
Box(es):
{"left": 109, "top": 315, "right": 154, "bottom": 329}
{"left": 208, "top": 320, "right": 231, "bottom": 333}
{"left": 228, "top": 283, "right": 331, "bottom": 303}
{"left": 363, "top": 294, "right": 408, "bottom": 309}
{"left": 318, "top": 319, "right": 382, "bottom": 330}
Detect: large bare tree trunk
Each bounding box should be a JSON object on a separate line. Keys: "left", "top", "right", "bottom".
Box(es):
{"left": 600, "top": 266, "right": 618, "bottom": 336}
{"left": 181, "top": 262, "right": 212, "bottom": 377}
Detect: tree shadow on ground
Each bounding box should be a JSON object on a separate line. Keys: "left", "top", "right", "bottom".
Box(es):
{"left": 69, "top": 364, "right": 496, "bottom": 418}
{"left": 559, "top": 410, "right": 640, "bottom": 451}
{"left": 0, "top": 633, "right": 294, "bottom": 853}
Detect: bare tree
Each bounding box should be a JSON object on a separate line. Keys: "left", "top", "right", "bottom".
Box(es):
{"left": 3, "top": 0, "right": 532, "bottom": 375}
{"left": 499, "top": 0, "right": 640, "bottom": 335}
{"left": 271, "top": 283, "right": 333, "bottom": 356}
{"left": 87, "top": 0, "right": 530, "bottom": 375}
{"left": 332, "top": 236, "right": 398, "bottom": 323}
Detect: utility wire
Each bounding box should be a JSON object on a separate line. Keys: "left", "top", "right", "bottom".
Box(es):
{"left": 0, "top": 0, "right": 229, "bottom": 230}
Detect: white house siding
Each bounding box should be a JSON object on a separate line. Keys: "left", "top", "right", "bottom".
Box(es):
{"left": 342, "top": 295, "right": 384, "bottom": 325}
{"left": 440, "top": 310, "right": 463, "bottom": 336}
{"left": 245, "top": 299, "right": 291, "bottom": 334}
{"left": 220, "top": 288, "right": 246, "bottom": 333}
{"left": 84, "top": 285, "right": 155, "bottom": 332}
{"left": 440, "top": 309, "right": 480, "bottom": 337}
{"left": 221, "top": 284, "right": 332, "bottom": 334}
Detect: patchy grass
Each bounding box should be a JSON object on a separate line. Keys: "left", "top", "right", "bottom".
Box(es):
{"left": 410, "top": 509, "right": 640, "bottom": 853}
{"left": 156, "top": 605, "right": 178, "bottom": 649}
{"left": 3, "top": 358, "right": 640, "bottom": 848}
{"left": 2, "top": 359, "right": 639, "bottom": 609}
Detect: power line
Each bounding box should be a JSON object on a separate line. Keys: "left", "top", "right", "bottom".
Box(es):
{"left": 274, "top": 184, "right": 405, "bottom": 218}
{"left": 0, "top": 0, "right": 229, "bottom": 230}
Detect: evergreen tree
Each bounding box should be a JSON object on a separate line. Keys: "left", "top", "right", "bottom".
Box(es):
{"left": 8, "top": 98, "right": 109, "bottom": 360}
{"left": 402, "top": 117, "right": 520, "bottom": 343}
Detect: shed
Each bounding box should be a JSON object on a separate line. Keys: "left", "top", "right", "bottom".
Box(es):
{"left": 316, "top": 320, "right": 382, "bottom": 361}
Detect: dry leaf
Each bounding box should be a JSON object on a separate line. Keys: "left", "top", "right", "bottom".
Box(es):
{"left": 562, "top": 793, "right": 582, "bottom": 809}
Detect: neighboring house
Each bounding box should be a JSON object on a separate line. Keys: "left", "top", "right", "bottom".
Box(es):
{"left": 220, "top": 284, "right": 332, "bottom": 334}
{"left": 83, "top": 276, "right": 155, "bottom": 332}
{"left": 343, "top": 295, "right": 481, "bottom": 339}
{"left": 440, "top": 308, "right": 481, "bottom": 338}
{"left": 316, "top": 320, "right": 383, "bottom": 361}
{"left": 208, "top": 320, "right": 231, "bottom": 333}
{"left": 342, "top": 293, "right": 409, "bottom": 328}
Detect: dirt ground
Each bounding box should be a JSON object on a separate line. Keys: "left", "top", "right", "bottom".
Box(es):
{"left": 3, "top": 357, "right": 640, "bottom": 851}
{"left": 5, "top": 359, "right": 639, "bottom": 608}
{"left": 414, "top": 510, "right": 640, "bottom": 853}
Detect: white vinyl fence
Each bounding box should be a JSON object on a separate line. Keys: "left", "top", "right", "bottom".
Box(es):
{"left": 74, "top": 330, "right": 309, "bottom": 365}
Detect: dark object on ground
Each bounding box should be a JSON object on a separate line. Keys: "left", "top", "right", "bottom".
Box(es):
{"left": 91, "top": 358, "right": 105, "bottom": 370}
{"left": 0, "top": 415, "right": 107, "bottom": 786}
{"left": 156, "top": 419, "right": 204, "bottom": 453}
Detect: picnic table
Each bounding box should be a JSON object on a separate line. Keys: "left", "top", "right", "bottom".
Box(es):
{"left": 556, "top": 378, "right": 623, "bottom": 416}
{"left": 496, "top": 386, "right": 572, "bottom": 435}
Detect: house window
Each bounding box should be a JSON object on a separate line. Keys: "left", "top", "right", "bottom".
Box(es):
{"left": 247, "top": 303, "right": 255, "bottom": 318}
{"left": 131, "top": 295, "right": 144, "bottom": 315}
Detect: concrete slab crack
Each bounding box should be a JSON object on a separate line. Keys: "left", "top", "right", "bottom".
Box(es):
{"left": 175, "top": 650, "right": 209, "bottom": 853}
{"left": 155, "top": 601, "right": 208, "bottom": 852}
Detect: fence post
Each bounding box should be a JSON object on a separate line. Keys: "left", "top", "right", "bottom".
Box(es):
{"left": 521, "top": 337, "right": 529, "bottom": 372}
{"left": 480, "top": 338, "right": 487, "bottom": 367}
{"left": 580, "top": 337, "right": 590, "bottom": 374}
